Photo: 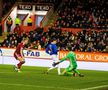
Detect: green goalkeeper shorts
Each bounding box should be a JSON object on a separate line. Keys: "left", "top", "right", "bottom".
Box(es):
{"left": 66, "top": 64, "right": 77, "bottom": 72}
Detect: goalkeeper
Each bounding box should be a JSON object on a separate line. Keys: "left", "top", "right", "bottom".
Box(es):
{"left": 53, "top": 51, "right": 84, "bottom": 77}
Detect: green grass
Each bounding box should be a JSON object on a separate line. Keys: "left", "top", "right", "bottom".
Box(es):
{"left": 0, "top": 65, "right": 108, "bottom": 90}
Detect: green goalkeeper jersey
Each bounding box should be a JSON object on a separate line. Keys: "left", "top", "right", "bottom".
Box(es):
{"left": 60, "top": 52, "right": 77, "bottom": 68}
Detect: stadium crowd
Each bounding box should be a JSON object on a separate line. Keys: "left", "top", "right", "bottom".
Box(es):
{"left": 0, "top": 27, "right": 108, "bottom": 52}
{"left": 0, "top": 0, "right": 107, "bottom": 52}
{"left": 55, "top": 0, "right": 107, "bottom": 29}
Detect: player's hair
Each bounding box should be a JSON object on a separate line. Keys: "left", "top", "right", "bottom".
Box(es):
{"left": 51, "top": 38, "right": 56, "bottom": 42}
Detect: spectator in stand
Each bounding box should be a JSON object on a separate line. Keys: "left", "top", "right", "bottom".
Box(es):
{"left": 6, "top": 16, "right": 13, "bottom": 33}
{"left": 15, "top": 16, "right": 21, "bottom": 26}
{"left": 14, "top": 16, "right": 21, "bottom": 36}
{"left": 27, "top": 16, "right": 32, "bottom": 26}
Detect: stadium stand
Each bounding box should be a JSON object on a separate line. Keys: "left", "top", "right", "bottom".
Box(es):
{"left": 0, "top": 0, "right": 108, "bottom": 52}
{"left": 0, "top": 27, "right": 108, "bottom": 52}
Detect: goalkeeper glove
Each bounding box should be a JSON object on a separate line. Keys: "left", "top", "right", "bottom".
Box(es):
{"left": 52, "top": 62, "right": 60, "bottom": 67}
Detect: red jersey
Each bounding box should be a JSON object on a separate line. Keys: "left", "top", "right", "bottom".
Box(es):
{"left": 14, "top": 42, "right": 24, "bottom": 54}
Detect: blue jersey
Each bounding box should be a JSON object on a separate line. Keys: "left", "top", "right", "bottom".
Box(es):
{"left": 46, "top": 44, "right": 58, "bottom": 55}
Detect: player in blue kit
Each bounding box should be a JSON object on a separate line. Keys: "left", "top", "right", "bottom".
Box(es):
{"left": 45, "top": 39, "right": 61, "bottom": 75}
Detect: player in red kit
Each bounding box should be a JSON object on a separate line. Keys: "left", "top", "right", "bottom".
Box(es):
{"left": 14, "top": 38, "right": 28, "bottom": 72}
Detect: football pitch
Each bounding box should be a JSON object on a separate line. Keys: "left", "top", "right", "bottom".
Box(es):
{"left": 0, "top": 65, "right": 108, "bottom": 90}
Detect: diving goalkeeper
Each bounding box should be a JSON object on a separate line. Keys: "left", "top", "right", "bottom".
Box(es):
{"left": 53, "top": 51, "right": 84, "bottom": 77}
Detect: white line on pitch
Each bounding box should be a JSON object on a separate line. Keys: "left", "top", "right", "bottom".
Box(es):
{"left": 0, "top": 72, "right": 15, "bottom": 74}
{"left": 0, "top": 82, "right": 78, "bottom": 90}
{"left": 81, "top": 85, "right": 108, "bottom": 90}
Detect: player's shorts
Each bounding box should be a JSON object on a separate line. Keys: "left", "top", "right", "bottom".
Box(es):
{"left": 51, "top": 55, "right": 59, "bottom": 62}
{"left": 14, "top": 52, "right": 24, "bottom": 61}
{"left": 66, "top": 64, "right": 77, "bottom": 72}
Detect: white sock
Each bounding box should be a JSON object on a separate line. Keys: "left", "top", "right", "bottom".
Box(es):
{"left": 57, "top": 65, "right": 61, "bottom": 75}
{"left": 47, "top": 65, "right": 61, "bottom": 75}
{"left": 48, "top": 66, "right": 56, "bottom": 72}
{"left": 14, "top": 60, "right": 19, "bottom": 67}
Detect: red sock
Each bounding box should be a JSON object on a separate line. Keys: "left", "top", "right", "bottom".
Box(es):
{"left": 17, "top": 62, "right": 23, "bottom": 69}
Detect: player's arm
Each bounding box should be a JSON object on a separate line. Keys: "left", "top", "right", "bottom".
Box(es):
{"left": 60, "top": 56, "right": 68, "bottom": 62}
{"left": 52, "top": 56, "right": 68, "bottom": 67}
{"left": 46, "top": 45, "right": 52, "bottom": 55}
{"left": 46, "top": 46, "right": 50, "bottom": 54}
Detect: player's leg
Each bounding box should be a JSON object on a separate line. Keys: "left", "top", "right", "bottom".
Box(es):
{"left": 65, "top": 65, "right": 73, "bottom": 76}
{"left": 60, "top": 65, "right": 73, "bottom": 76}
{"left": 56, "top": 55, "right": 61, "bottom": 75}
{"left": 59, "top": 69, "right": 66, "bottom": 75}
{"left": 57, "top": 64, "right": 61, "bottom": 75}
{"left": 14, "top": 53, "right": 19, "bottom": 71}
{"left": 14, "top": 53, "right": 25, "bottom": 72}
{"left": 46, "top": 55, "right": 61, "bottom": 74}
{"left": 62, "top": 64, "right": 79, "bottom": 77}
{"left": 17, "top": 57, "right": 25, "bottom": 70}
{"left": 47, "top": 55, "right": 56, "bottom": 72}
{"left": 71, "top": 55, "right": 84, "bottom": 77}
{"left": 72, "top": 65, "right": 84, "bottom": 77}
{"left": 47, "top": 63, "right": 56, "bottom": 73}
{"left": 62, "top": 65, "right": 81, "bottom": 77}
{"left": 72, "top": 68, "right": 84, "bottom": 77}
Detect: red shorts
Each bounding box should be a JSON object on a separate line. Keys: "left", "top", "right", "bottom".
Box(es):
{"left": 14, "top": 52, "right": 23, "bottom": 60}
